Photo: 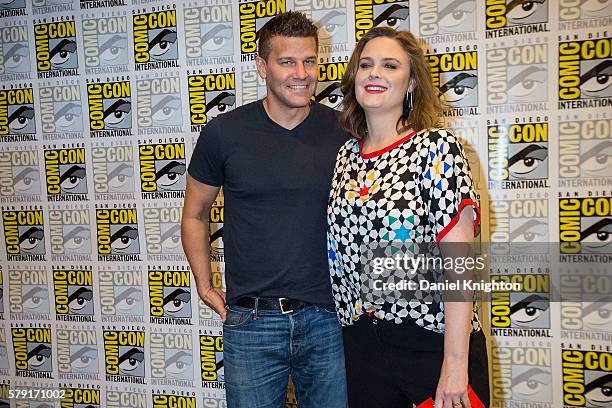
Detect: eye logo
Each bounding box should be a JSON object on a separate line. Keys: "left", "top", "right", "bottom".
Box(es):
{"left": 91, "top": 144, "right": 135, "bottom": 199}
{"left": 87, "top": 80, "right": 132, "bottom": 137}
{"left": 559, "top": 118, "right": 612, "bottom": 180}
{"left": 96, "top": 208, "right": 141, "bottom": 262}
{"left": 489, "top": 198, "right": 549, "bottom": 254}
{"left": 139, "top": 142, "right": 186, "bottom": 199}
{"left": 149, "top": 270, "right": 192, "bottom": 324}
{"left": 133, "top": 9, "right": 180, "bottom": 70}
{"left": 187, "top": 72, "right": 236, "bottom": 129}
{"left": 103, "top": 329, "right": 146, "bottom": 383}
{"left": 238, "top": 0, "right": 286, "bottom": 60}
{"left": 490, "top": 275, "right": 551, "bottom": 331}
{"left": 0, "top": 149, "right": 41, "bottom": 200}
{"left": 427, "top": 50, "right": 479, "bottom": 114}
{"left": 99, "top": 269, "right": 144, "bottom": 320}
{"left": 2, "top": 209, "right": 46, "bottom": 261}
{"left": 488, "top": 122, "right": 549, "bottom": 188}
{"left": 354, "top": 0, "right": 409, "bottom": 41}
{"left": 562, "top": 350, "right": 612, "bottom": 408}
{"left": 485, "top": 0, "right": 549, "bottom": 38}
{"left": 11, "top": 327, "right": 53, "bottom": 378}
{"left": 316, "top": 61, "right": 346, "bottom": 111}
{"left": 308, "top": 1, "right": 348, "bottom": 47}
{"left": 0, "top": 87, "right": 36, "bottom": 138}
{"left": 420, "top": 0, "right": 476, "bottom": 36}
{"left": 560, "top": 0, "right": 612, "bottom": 23}
{"left": 82, "top": 16, "right": 129, "bottom": 73}
{"left": 44, "top": 148, "right": 88, "bottom": 200}
{"left": 151, "top": 332, "right": 194, "bottom": 382}
{"left": 559, "top": 37, "right": 612, "bottom": 109}
{"left": 559, "top": 197, "right": 612, "bottom": 254}
{"left": 184, "top": 4, "right": 234, "bottom": 62}
{"left": 200, "top": 334, "right": 224, "bottom": 385}
{"left": 0, "top": 25, "right": 30, "bottom": 76}
{"left": 53, "top": 269, "right": 95, "bottom": 322}
{"left": 491, "top": 346, "right": 552, "bottom": 404}
{"left": 56, "top": 329, "right": 99, "bottom": 379}
{"left": 136, "top": 77, "right": 182, "bottom": 131}
{"left": 33, "top": 20, "right": 79, "bottom": 78}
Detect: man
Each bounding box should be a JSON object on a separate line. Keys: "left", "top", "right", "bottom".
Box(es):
{"left": 181, "top": 11, "right": 347, "bottom": 408}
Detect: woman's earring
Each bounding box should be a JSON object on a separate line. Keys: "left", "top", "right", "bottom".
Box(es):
{"left": 403, "top": 91, "right": 413, "bottom": 115}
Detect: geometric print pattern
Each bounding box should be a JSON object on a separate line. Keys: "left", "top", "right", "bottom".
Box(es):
{"left": 327, "top": 128, "right": 481, "bottom": 332}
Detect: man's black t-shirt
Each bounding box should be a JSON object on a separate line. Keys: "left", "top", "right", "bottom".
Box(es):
{"left": 188, "top": 100, "right": 346, "bottom": 306}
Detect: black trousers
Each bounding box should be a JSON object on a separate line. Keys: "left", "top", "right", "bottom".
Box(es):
{"left": 343, "top": 316, "right": 490, "bottom": 408}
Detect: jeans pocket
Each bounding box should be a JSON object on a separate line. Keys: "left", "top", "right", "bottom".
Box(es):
{"left": 223, "top": 307, "right": 253, "bottom": 329}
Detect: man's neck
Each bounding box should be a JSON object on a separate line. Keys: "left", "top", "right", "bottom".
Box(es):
{"left": 263, "top": 98, "right": 310, "bottom": 130}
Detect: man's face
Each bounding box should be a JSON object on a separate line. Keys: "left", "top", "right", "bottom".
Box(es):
{"left": 256, "top": 36, "right": 318, "bottom": 109}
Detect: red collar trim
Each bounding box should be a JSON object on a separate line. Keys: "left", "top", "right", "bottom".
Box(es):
{"left": 358, "top": 130, "right": 417, "bottom": 159}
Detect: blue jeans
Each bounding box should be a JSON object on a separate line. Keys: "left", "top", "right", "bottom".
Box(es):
{"left": 223, "top": 303, "right": 347, "bottom": 408}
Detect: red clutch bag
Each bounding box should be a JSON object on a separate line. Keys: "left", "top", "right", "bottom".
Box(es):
{"left": 416, "top": 385, "right": 485, "bottom": 408}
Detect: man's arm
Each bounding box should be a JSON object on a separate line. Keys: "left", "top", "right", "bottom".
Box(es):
{"left": 181, "top": 174, "right": 226, "bottom": 321}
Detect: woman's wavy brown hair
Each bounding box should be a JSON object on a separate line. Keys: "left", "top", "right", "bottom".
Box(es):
{"left": 340, "top": 27, "right": 442, "bottom": 138}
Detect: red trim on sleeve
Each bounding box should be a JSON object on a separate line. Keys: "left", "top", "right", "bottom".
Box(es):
{"left": 359, "top": 131, "right": 417, "bottom": 159}
{"left": 436, "top": 199, "right": 481, "bottom": 243}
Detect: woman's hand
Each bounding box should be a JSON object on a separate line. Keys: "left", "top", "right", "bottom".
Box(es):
{"left": 435, "top": 356, "right": 471, "bottom": 408}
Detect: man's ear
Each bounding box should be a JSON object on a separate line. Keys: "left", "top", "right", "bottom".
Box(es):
{"left": 255, "top": 56, "right": 267, "bottom": 80}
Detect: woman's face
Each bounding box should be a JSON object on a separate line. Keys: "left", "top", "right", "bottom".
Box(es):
{"left": 354, "top": 36, "right": 412, "bottom": 114}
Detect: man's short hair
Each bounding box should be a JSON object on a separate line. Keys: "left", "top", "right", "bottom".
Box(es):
{"left": 257, "top": 11, "right": 318, "bottom": 60}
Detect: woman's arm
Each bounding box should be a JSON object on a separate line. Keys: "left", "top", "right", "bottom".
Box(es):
{"left": 436, "top": 205, "right": 476, "bottom": 408}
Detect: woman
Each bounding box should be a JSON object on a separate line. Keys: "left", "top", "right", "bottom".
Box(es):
{"left": 327, "top": 27, "right": 489, "bottom": 408}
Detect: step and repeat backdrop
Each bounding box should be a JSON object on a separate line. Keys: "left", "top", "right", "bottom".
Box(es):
{"left": 0, "top": 0, "right": 611, "bottom": 407}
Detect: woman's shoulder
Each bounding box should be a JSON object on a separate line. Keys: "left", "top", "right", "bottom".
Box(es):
{"left": 338, "top": 137, "right": 359, "bottom": 153}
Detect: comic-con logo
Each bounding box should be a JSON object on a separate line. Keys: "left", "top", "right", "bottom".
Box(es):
{"left": 103, "top": 328, "right": 146, "bottom": 383}
{"left": 241, "top": 64, "right": 267, "bottom": 105}
{"left": 96, "top": 206, "right": 141, "bottom": 262}
{"left": 560, "top": 1, "right": 612, "bottom": 28}
{"left": 492, "top": 345, "right": 552, "bottom": 404}
{"left": 60, "top": 388, "right": 100, "bottom": 407}
{"left": 0, "top": 85, "right": 36, "bottom": 142}
{"left": 2, "top": 209, "right": 46, "bottom": 261}
{"left": 560, "top": 196, "right": 612, "bottom": 254}
{"left": 82, "top": 14, "right": 129, "bottom": 75}
{"left": 562, "top": 349, "right": 612, "bottom": 407}
{"left": 239, "top": 0, "right": 286, "bottom": 61}
{"left": 485, "top": 0, "right": 549, "bottom": 38}
{"left": 106, "top": 388, "right": 147, "bottom": 408}
{"left": 354, "top": 0, "right": 409, "bottom": 41}
{"left": 136, "top": 76, "right": 182, "bottom": 134}
{"left": 488, "top": 120, "right": 549, "bottom": 189}
{"left": 559, "top": 36, "right": 612, "bottom": 109}
{"left": 53, "top": 269, "right": 95, "bottom": 322}
{"left": 209, "top": 205, "right": 223, "bottom": 262}
{"left": 0, "top": 24, "right": 30, "bottom": 77}
{"left": 133, "top": 7, "right": 179, "bottom": 71}
{"left": 144, "top": 205, "right": 183, "bottom": 259}
{"left": 0, "top": 0, "right": 26, "bottom": 18}
{"left": 490, "top": 198, "right": 549, "bottom": 252}
{"left": 44, "top": 146, "right": 88, "bottom": 201}
{"left": 39, "top": 83, "right": 83, "bottom": 139}
{"left": 91, "top": 142, "right": 135, "bottom": 200}
{"left": 427, "top": 48, "right": 478, "bottom": 116}
{"left": 200, "top": 333, "right": 224, "bottom": 388}
{"left": 57, "top": 328, "right": 98, "bottom": 377}
{"left": 490, "top": 274, "right": 551, "bottom": 335}
{"left": 148, "top": 269, "right": 192, "bottom": 325}
{"left": 34, "top": 19, "right": 79, "bottom": 78}
{"left": 0, "top": 329, "right": 7, "bottom": 374}
{"left": 11, "top": 327, "right": 53, "bottom": 378}
{"left": 559, "top": 117, "right": 612, "bottom": 181}
{"left": 49, "top": 207, "right": 91, "bottom": 260}
{"left": 138, "top": 140, "right": 186, "bottom": 199}
{"left": 487, "top": 43, "right": 548, "bottom": 114}
{"left": 8, "top": 267, "right": 50, "bottom": 319}
{"left": 292, "top": 0, "right": 348, "bottom": 49}
{"left": 419, "top": 0, "right": 476, "bottom": 41}
{"left": 184, "top": 2, "right": 235, "bottom": 66}
{"left": 187, "top": 71, "right": 236, "bottom": 132}
{"left": 152, "top": 394, "right": 196, "bottom": 408}
{"left": 561, "top": 275, "right": 612, "bottom": 333}
{"left": 150, "top": 331, "right": 194, "bottom": 383}
{"left": 0, "top": 148, "right": 41, "bottom": 201}
{"left": 87, "top": 79, "right": 133, "bottom": 137}
{"left": 315, "top": 58, "right": 346, "bottom": 110}
{"left": 99, "top": 269, "right": 144, "bottom": 321}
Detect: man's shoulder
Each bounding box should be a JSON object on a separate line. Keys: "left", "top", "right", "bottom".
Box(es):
{"left": 211, "top": 101, "right": 259, "bottom": 126}
{"left": 310, "top": 102, "right": 339, "bottom": 120}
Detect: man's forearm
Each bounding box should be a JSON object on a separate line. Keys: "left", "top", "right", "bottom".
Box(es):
{"left": 181, "top": 217, "right": 214, "bottom": 290}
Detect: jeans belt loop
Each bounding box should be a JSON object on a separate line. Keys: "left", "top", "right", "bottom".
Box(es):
{"left": 279, "top": 298, "right": 294, "bottom": 314}
{"left": 253, "top": 297, "right": 259, "bottom": 320}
